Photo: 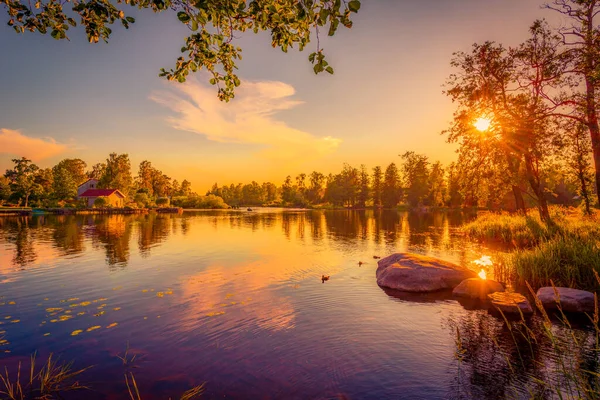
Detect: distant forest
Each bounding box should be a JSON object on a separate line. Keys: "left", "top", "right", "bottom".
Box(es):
{"left": 208, "top": 150, "right": 593, "bottom": 210}
{"left": 1, "top": 148, "right": 592, "bottom": 210}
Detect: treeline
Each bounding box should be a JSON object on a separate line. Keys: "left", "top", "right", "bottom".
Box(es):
{"left": 0, "top": 153, "right": 227, "bottom": 208}
{"left": 207, "top": 150, "right": 592, "bottom": 210}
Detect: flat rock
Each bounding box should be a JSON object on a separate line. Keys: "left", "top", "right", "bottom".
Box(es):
{"left": 376, "top": 253, "right": 476, "bottom": 292}
{"left": 536, "top": 287, "right": 596, "bottom": 313}
{"left": 453, "top": 278, "right": 505, "bottom": 299}
{"left": 488, "top": 292, "right": 533, "bottom": 314}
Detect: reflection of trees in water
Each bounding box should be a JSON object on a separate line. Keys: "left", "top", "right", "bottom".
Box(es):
{"left": 52, "top": 215, "right": 85, "bottom": 255}
{"left": 88, "top": 215, "right": 133, "bottom": 268}
{"left": 445, "top": 310, "right": 600, "bottom": 399}
{"left": 137, "top": 214, "right": 172, "bottom": 256}
{"left": 1, "top": 217, "right": 37, "bottom": 268}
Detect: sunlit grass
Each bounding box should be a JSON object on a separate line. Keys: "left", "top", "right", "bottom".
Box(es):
{"left": 464, "top": 207, "right": 600, "bottom": 290}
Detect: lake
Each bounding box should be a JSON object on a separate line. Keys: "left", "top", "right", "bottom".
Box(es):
{"left": 0, "top": 210, "right": 594, "bottom": 399}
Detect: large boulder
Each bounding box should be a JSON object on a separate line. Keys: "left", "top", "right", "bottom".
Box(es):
{"left": 376, "top": 253, "right": 476, "bottom": 292}
{"left": 536, "top": 287, "right": 595, "bottom": 313}
{"left": 453, "top": 278, "right": 505, "bottom": 300}
{"left": 488, "top": 292, "right": 533, "bottom": 314}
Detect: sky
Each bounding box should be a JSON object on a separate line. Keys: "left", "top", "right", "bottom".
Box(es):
{"left": 0, "top": 0, "right": 565, "bottom": 192}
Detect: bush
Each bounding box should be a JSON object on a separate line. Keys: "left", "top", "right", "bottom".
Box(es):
{"left": 171, "top": 195, "right": 228, "bottom": 209}
{"left": 134, "top": 193, "right": 150, "bottom": 208}
{"left": 93, "top": 196, "right": 108, "bottom": 208}
{"left": 156, "top": 197, "right": 170, "bottom": 207}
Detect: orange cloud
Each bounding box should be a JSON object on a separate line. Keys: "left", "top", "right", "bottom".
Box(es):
{"left": 150, "top": 78, "right": 341, "bottom": 161}
{"left": 0, "top": 128, "right": 68, "bottom": 161}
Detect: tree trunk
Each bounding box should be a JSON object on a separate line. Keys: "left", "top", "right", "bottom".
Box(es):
{"left": 512, "top": 185, "right": 527, "bottom": 215}
{"left": 24, "top": 193, "right": 29, "bottom": 208}
{"left": 578, "top": 167, "right": 592, "bottom": 216}
{"left": 524, "top": 152, "right": 551, "bottom": 224}
{"left": 589, "top": 118, "right": 600, "bottom": 207}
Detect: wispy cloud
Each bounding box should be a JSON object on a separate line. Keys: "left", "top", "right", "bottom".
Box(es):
{"left": 0, "top": 128, "right": 68, "bottom": 161}
{"left": 150, "top": 78, "right": 341, "bottom": 161}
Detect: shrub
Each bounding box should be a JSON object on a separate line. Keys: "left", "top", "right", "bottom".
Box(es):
{"left": 134, "top": 193, "right": 150, "bottom": 208}
{"left": 156, "top": 197, "right": 170, "bottom": 207}
{"left": 93, "top": 196, "right": 108, "bottom": 208}
{"left": 171, "top": 195, "right": 228, "bottom": 209}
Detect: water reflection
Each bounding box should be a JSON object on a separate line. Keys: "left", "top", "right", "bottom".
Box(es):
{"left": 446, "top": 309, "right": 600, "bottom": 399}
{"left": 5, "top": 209, "right": 591, "bottom": 399}
{"left": 0, "top": 210, "right": 478, "bottom": 270}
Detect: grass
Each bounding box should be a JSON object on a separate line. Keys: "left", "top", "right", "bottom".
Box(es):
{"left": 0, "top": 350, "right": 205, "bottom": 400}
{"left": 464, "top": 207, "right": 600, "bottom": 290}
{"left": 453, "top": 280, "right": 600, "bottom": 399}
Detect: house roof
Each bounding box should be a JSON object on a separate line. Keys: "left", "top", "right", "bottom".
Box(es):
{"left": 79, "top": 189, "right": 126, "bottom": 198}
{"left": 77, "top": 178, "right": 98, "bottom": 188}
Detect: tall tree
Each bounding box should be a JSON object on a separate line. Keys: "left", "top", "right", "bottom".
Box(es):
{"left": 4, "top": 157, "right": 40, "bottom": 207}
{"left": 357, "top": 165, "right": 370, "bottom": 208}
{"left": 88, "top": 163, "right": 106, "bottom": 180}
{"left": 382, "top": 163, "right": 401, "bottom": 208}
{"left": 400, "top": 151, "right": 430, "bottom": 207}
{"left": 445, "top": 23, "right": 563, "bottom": 223}
{"left": 428, "top": 162, "right": 446, "bottom": 207}
{"left": 371, "top": 166, "right": 383, "bottom": 208}
{"left": 546, "top": 0, "right": 600, "bottom": 206}
{"left": 3, "top": 0, "right": 361, "bottom": 101}
{"left": 52, "top": 158, "right": 87, "bottom": 200}
{"left": 98, "top": 153, "right": 133, "bottom": 196}
{"left": 307, "top": 172, "right": 325, "bottom": 204}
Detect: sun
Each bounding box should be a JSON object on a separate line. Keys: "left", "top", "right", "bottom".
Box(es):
{"left": 474, "top": 117, "right": 492, "bottom": 132}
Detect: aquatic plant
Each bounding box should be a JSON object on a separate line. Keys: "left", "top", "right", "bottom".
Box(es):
{"left": 453, "top": 280, "right": 600, "bottom": 399}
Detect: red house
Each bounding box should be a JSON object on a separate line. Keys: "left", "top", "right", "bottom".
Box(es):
{"left": 77, "top": 179, "right": 126, "bottom": 208}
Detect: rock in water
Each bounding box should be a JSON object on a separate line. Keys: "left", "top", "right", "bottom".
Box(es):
{"left": 536, "top": 287, "right": 595, "bottom": 313}
{"left": 488, "top": 292, "right": 533, "bottom": 314}
{"left": 376, "top": 253, "right": 476, "bottom": 292}
{"left": 453, "top": 278, "right": 505, "bottom": 300}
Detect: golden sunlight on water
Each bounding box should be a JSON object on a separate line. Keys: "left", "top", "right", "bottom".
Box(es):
{"left": 0, "top": 210, "right": 589, "bottom": 399}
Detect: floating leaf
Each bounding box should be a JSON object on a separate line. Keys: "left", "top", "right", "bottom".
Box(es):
{"left": 43, "top": 333, "right": 51, "bottom": 336}
{"left": 86, "top": 326, "right": 101, "bottom": 332}
{"left": 113, "top": 307, "right": 121, "bottom": 311}
{"left": 106, "top": 323, "right": 118, "bottom": 329}
{"left": 71, "top": 330, "right": 83, "bottom": 336}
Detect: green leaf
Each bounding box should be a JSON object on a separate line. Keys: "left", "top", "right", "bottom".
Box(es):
{"left": 326, "top": 66, "right": 334, "bottom": 74}
{"left": 177, "top": 11, "right": 190, "bottom": 23}
{"left": 348, "top": 0, "right": 361, "bottom": 12}
{"left": 125, "top": 16, "right": 135, "bottom": 23}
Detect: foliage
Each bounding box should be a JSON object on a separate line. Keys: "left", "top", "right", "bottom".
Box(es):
{"left": 4, "top": 157, "right": 41, "bottom": 207}
{"left": 136, "top": 160, "right": 172, "bottom": 198}
{"left": 155, "top": 197, "right": 169, "bottom": 206}
{"left": 93, "top": 196, "right": 109, "bottom": 208}
{"left": 133, "top": 192, "right": 150, "bottom": 208}
{"left": 171, "top": 194, "right": 228, "bottom": 209}
{"left": 2, "top": 0, "right": 361, "bottom": 101}
{"left": 465, "top": 207, "right": 600, "bottom": 290}
{"left": 382, "top": 162, "right": 401, "bottom": 208}
{"left": 98, "top": 153, "right": 133, "bottom": 196}
{"left": 0, "top": 353, "right": 90, "bottom": 399}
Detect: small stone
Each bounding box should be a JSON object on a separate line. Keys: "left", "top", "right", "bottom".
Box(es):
{"left": 536, "top": 287, "right": 596, "bottom": 313}
{"left": 453, "top": 278, "right": 505, "bottom": 299}
{"left": 488, "top": 292, "right": 533, "bottom": 314}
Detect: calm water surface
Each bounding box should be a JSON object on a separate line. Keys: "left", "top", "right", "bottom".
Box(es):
{"left": 0, "top": 210, "right": 594, "bottom": 399}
